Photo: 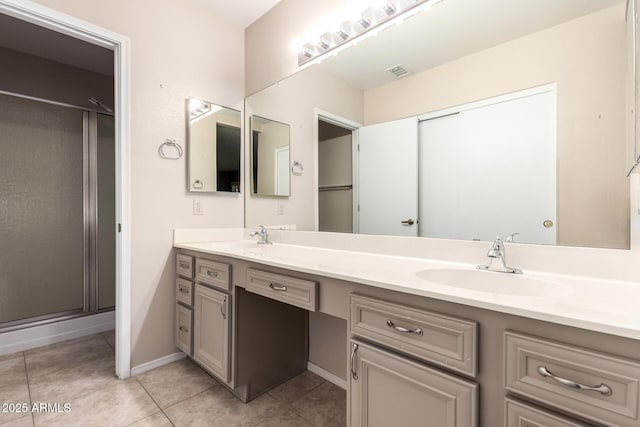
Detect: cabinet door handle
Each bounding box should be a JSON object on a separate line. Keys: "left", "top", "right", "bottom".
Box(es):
{"left": 207, "top": 270, "right": 218, "bottom": 277}
{"left": 179, "top": 261, "right": 189, "bottom": 268}
{"left": 350, "top": 343, "right": 359, "bottom": 381}
{"left": 179, "top": 287, "right": 189, "bottom": 294}
{"left": 269, "top": 283, "right": 287, "bottom": 292}
{"left": 386, "top": 319, "right": 423, "bottom": 336}
{"left": 220, "top": 297, "right": 227, "bottom": 319}
{"left": 178, "top": 326, "right": 189, "bottom": 333}
{"left": 401, "top": 218, "right": 415, "bottom": 225}
{"left": 537, "top": 366, "right": 612, "bottom": 396}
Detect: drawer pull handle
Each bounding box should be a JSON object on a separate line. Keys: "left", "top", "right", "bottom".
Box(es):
{"left": 179, "top": 287, "right": 189, "bottom": 294}
{"left": 178, "top": 326, "right": 189, "bottom": 333}
{"left": 269, "top": 283, "right": 288, "bottom": 292}
{"left": 386, "top": 320, "right": 423, "bottom": 336}
{"left": 220, "top": 296, "right": 227, "bottom": 319}
{"left": 207, "top": 270, "right": 218, "bottom": 277}
{"left": 350, "top": 343, "right": 359, "bottom": 381}
{"left": 179, "top": 261, "right": 189, "bottom": 268}
{"left": 537, "top": 366, "right": 613, "bottom": 396}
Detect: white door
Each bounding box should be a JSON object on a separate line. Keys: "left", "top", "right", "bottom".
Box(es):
{"left": 418, "top": 87, "right": 557, "bottom": 245}
{"left": 357, "top": 117, "right": 418, "bottom": 236}
{"left": 275, "top": 146, "right": 290, "bottom": 196}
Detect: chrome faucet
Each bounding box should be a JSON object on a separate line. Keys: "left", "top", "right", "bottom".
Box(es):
{"left": 250, "top": 226, "right": 272, "bottom": 245}
{"left": 477, "top": 235, "right": 522, "bottom": 274}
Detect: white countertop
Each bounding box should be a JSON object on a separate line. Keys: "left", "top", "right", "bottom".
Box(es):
{"left": 175, "top": 238, "right": 640, "bottom": 340}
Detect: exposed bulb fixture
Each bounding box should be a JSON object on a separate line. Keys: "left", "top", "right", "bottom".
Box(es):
{"left": 336, "top": 29, "right": 350, "bottom": 40}
{"left": 188, "top": 98, "right": 222, "bottom": 122}
{"left": 382, "top": 2, "right": 396, "bottom": 16}
{"left": 318, "top": 38, "right": 331, "bottom": 50}
{"left": 295, "top": 0, "right": 441, "bottom": 66}
{"left": 358, "top": 15, "right": 371, "bottom": 28}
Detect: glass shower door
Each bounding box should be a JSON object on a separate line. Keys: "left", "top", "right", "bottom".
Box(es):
{"left": 0, "top": 93, "right": 84, "bottom": 324}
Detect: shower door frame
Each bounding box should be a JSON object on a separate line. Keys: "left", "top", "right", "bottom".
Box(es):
{"left": 0, "top": 0, "right": 132, "bottom": 379}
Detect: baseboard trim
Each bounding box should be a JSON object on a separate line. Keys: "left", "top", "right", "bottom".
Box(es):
{"left": 0, "top": 311, "right": 115, "bottom": 356}
{"left": 307, "top": 361, "right": 347, "bottom": 390}
{"left": 131, "top": 351, "right": 187, "bottom": 376}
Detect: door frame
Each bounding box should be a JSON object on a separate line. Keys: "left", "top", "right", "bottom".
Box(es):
{"left": 0, "top": 0, "right": 132, "bottom": 378}
{"left": 314, "top": 109, "right": 362, "bottom": 232}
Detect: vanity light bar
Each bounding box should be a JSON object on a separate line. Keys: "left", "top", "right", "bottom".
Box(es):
{"left": 296, "top": 0, "right": 440, "bottom": 66}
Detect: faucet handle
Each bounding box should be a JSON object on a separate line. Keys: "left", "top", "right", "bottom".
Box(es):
{"left": 505, "top": 233, "right": 519, "bottom": 243}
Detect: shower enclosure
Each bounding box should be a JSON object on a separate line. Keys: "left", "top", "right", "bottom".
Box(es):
{"left": 0, "top": 92, "right": 115, "bottom": 330}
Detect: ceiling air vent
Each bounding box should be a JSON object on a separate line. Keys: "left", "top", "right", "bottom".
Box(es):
{"left": 387, "top": 65, "right": 410, "bottom": 78}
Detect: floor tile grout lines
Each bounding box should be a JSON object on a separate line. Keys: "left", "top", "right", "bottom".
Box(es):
{"left": 100, "top": 331, "right": 115, "bottom": 350}
{"left": 267, "top": 378, "right": 327, "bottom": 427}
{"left": 132, "top": 377, "right": 189, "bottom": 427}
{"left": 21, "top": 352, "right": 36, "bottom": 427}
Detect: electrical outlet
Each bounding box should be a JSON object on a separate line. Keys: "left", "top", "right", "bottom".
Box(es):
{"left": 277, "top": 203, "right": 285, "bottom": 215}
{"left": 193, "top": 200, "right": 203, "bottom": 215}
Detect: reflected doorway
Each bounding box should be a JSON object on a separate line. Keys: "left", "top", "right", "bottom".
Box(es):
{"left": 317, "top": 119, "right": 356, "bottom": 233}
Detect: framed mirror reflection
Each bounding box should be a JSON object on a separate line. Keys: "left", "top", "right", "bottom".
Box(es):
{"left": 250, "top": 115, "right": 291, "bottom": 197}
{"left": 245, "top": 0, "right": 634, "bottom": 250}
{"left": 187, "top": 98, "right": 241, "bottom": 193}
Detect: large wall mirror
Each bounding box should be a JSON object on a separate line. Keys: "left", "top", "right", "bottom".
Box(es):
{"left": 245, "top": 0, "right": 636, "bottom": 249}
{"left": 187, "top": 98, "right": 241, "bottom": 192}
{"left": 250, "top": 115, "right": 291, "bottom": 197}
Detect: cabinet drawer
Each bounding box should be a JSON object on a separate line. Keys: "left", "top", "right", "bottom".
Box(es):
{"left": 350, "top": 294, "right": 477, "bottom": 377}
{"left": 175, "top": 277, "right": 193, "bottom": 306}
{"left": 350, "top": 339, "right": 478, "bottom": 427}
{"left": 505, "top": 398, "right": 587, "bottom": 427}
{"left": 176, "top": 254, "right": 193, "bottom": 278}
{"left": 175, "top": 303, "right": 192, "bottom": 356}
{"left": 246, "top": 268, "right": 317, "bottom": 311}
{"left": 504, "top": 331, "right": 640, "bottom": 427}
{"left": 195, "top": 258, "right": 230, "bottom": 291}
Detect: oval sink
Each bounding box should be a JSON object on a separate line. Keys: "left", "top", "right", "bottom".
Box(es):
{"left": 416, "top": 268, "right": 574, "bottom": 297}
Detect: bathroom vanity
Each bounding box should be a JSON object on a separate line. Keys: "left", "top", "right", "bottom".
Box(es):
{"left": 173, "top": 231, "right": 640, "bottom": 427}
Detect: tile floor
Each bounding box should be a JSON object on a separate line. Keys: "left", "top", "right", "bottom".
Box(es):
{"left": 0, "top": 331, "right": 345, "bottom": 427}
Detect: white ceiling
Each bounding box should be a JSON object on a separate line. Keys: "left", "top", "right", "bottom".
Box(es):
{"left": 0, "top": 0, "right": 282, "bottom": 77}
{"left": 199, "top": 0, "right": 282, "bottom": 28}
{"left": 319, "top": 0, "right": 625, "bottom": 90}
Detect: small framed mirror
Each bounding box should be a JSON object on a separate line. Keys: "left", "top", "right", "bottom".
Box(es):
{"left": 250, "top": 115, "right": 291, "bottom": 197}
{"left": 187, "top": 97, "right": 241, "bottom": 192}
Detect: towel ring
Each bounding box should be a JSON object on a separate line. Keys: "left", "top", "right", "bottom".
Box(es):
{"left": 159, "top": 139, "right": 183, "bottom": 160}
{"left": 291, "top": 161, "right": 303, "bottom": 176}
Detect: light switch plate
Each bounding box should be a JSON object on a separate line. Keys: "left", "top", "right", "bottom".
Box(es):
{"left": 193, "top": 200, "right": 203, "bottom": 215}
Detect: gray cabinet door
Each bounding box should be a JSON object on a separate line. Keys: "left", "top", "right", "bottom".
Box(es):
{"left": 349, "top": 340, "right": 478, "bottom": 427}
{"left": 193, "top": 284, "right": 230, "bottom": 384}
{"left": 175, "top": 303, "right": 192, "bottom": 356}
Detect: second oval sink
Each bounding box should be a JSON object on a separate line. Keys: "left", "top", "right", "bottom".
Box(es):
{"left": 416, "top": 268, "right": 574, "bottom": 297}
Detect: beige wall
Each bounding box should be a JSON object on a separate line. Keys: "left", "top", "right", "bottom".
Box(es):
{"left": 244, "top": 0, "right": 349, "bottom": 95}
{"left": 364, "top": 5, "right": 629, "bottom": 249}
{"left": 31, "top": 0, "right": 245, "bottom": 367}
{"left": 245, "top": 65, "right": 363, "bottom": 230}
